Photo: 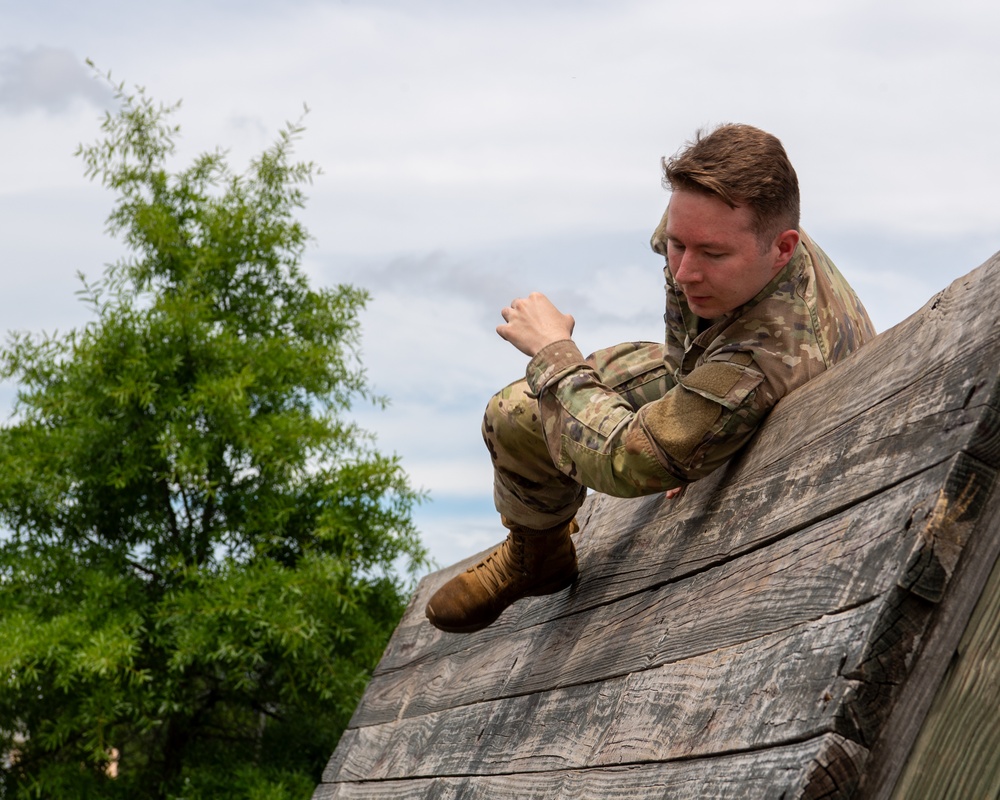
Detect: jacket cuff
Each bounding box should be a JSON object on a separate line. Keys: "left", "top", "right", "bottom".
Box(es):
{"left": 526, "top": 339, "right": 587, "bottom": 396}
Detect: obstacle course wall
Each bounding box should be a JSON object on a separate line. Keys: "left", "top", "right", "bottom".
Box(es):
{"left": 315, "top": 253, "right": 1000, "bottom": 799}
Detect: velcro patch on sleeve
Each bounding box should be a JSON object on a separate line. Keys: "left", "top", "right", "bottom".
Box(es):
{"left": 640, "top": 387, "right": 722, "bottom": 465}
{"left": 680, "top": 358, "right": 763, "bottom": 411}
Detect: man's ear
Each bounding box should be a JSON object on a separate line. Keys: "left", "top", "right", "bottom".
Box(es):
{"left": 773, "top": 229, "right": 800, "bottom": 270}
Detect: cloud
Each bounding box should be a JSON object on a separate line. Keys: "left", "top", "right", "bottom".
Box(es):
{"left": 3, "top": 0, "right": 999, "bottom": 572}
{"left": 318, "top": 228, "right": 667, "bottom": 333}
{"left": 0, "top": 46, "right": 113, "bottom": 114}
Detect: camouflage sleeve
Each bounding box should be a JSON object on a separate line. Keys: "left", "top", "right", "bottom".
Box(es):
{"left": 526, "top": 340, "right": 771, "bottom": 498}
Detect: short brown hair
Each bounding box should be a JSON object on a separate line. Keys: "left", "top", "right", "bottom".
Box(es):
{"left": 662, "top": 124, "right": 800, "bottom": 242}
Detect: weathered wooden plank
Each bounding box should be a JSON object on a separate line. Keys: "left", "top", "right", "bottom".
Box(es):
{"left": 314, "top": 734, "right": 865, "bottom": 799}
{"left": 379, "top": 343, "right": 999, "bottom": 676}
{"left": 315, "top": 739, "right": 866, "bottom": 799}
{"left": 834, "top": 453, "right": 999, "bottom": 754}
{"left": 859, "top": 473, "right": 1000, "bottom": 799}
{"left": 337, "top": 463, "right": 996, "bottom": 788}
{"left": 793, "top": 734, "right": 870, "bottom": 800}
{"left": 897, "top": 452, "right": 994, "bottom": 603}
{"left": 351, "top": 459, "right": 958, "bottom": 728}
{"left": 835, "top": 588, "right": 935, "bottom": 748}
{"left": 325, "top": 606, "right": 877, "bottom": 783}
{"left": 889, "top": 503, "right": 1000, "bottom": 800}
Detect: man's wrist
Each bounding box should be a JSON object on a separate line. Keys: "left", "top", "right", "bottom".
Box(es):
{"left": 526, "top": 339, "right": 586, "bottom": 396}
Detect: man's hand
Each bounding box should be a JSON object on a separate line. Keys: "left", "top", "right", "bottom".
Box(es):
{"left": 497, "top": 292, "right": 575, "bottom": 357}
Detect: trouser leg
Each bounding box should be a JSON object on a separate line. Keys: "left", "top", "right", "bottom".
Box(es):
{"left": 483, "top": 341, "right": 672, "bottom": 529}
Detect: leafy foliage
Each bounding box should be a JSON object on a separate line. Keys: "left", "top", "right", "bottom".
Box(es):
{"left": 0, "top": 75, "right": 426, "bottom": 799}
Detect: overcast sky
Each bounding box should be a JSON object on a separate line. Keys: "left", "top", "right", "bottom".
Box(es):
{"left": 2, "top": 0, "right": 999, "bottom": 573}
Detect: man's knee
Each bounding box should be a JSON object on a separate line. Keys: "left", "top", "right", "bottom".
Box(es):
{"left": 482, "top": 379, "right": 544, "bottom": 462}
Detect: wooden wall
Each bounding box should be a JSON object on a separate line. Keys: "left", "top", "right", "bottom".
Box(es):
{"left": 314, "top": 252, "right": 1000, "bottom": 800}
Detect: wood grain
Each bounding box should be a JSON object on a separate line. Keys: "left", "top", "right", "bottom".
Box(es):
{"left": 315, "top": 734, "right": 865, "bottom": 799}
{"left": 328, "top": 608, "right": 877, "bottom": 782}
{"left": 889, "top": 499, "right": 1000, "bottom": 799}
{"left": 353, "top": 462, "right": 951, "bottom": 728}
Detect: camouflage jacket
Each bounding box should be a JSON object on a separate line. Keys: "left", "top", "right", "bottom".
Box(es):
{"left": 524, "top": 230, "right": 876, "bottom": 497}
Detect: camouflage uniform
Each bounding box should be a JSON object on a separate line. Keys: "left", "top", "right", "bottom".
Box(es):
{"left": 484, "top": 227, "right": 876, "bottom": 530}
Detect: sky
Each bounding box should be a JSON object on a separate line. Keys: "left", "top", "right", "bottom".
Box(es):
{"left": 2, "top": 0, "right": 999, "bottom": 574}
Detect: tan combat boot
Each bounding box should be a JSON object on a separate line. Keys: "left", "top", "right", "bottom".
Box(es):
{"left": 425, "top": 518, "right": 579, "bottom": 633}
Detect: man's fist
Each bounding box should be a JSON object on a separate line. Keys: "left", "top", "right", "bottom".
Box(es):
{"left": 497, "top": 292, "right": 575, "bottom": 357}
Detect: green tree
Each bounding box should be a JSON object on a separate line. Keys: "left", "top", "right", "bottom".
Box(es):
{"left": 0, "top": 76, "right": 426, "bottom": 799}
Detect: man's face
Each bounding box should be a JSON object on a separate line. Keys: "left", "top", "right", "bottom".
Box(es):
{"left": 663, "top": 189, "right": 795, "bottom": 320}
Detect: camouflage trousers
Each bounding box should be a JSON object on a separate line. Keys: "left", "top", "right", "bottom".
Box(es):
{"left": 483, "top": 341, "right": 674, "bottom": 530}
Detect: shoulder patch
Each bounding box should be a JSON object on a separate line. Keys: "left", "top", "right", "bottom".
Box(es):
{"left": 682, "top": 362, "right": 744, "bottom": 398}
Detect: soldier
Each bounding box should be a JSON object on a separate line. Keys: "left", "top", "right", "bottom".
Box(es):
{"left": 426, "top": 123, "right": 875, "bottom": 633}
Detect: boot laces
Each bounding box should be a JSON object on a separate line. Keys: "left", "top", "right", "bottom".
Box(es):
{"left": 472, "top": 533, "right": 525, "bottom": 597}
